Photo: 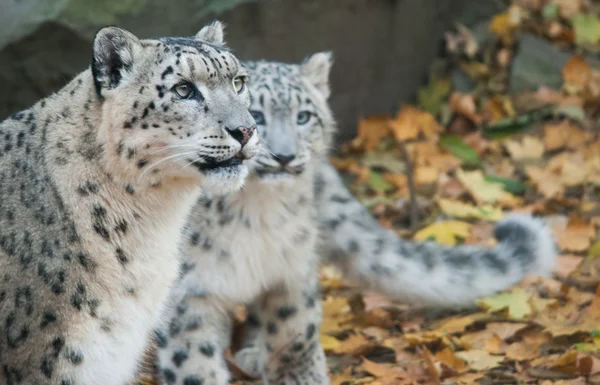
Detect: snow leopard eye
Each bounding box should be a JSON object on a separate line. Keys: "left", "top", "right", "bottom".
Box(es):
{"left": 233, "top": 76, "right": 246, "bottom": 94}
{"left": 173, "top": 82, "right": 195, "bottom": 99}
{"left": 296, "top": 111, "right": 311, "bottom": 125}
{"left": 250, "top": 110, "right": 265, "bottom": 125}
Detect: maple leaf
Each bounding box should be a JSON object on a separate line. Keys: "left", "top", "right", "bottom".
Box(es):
{"left": 504, "top": 136, "right": 545, "bottom": 161}
{"left": 360, "top": 358, "right": 407, "bottom": 383}
{"left": 572, "top": 13, "right": 600, "bottom": 46}
{"left": 389, "top": 105, "right": 443, "bottom": 142}
{"left": 437, "top": 198, "right": 504, "bottom": 221}
{"left": 456, "top": 169, "right": 512, "bottom": 204}
{"left": 456, "top": 349, "right": 505, "bottom": 371}
{"left": 413, "top": 220, "right": 472, "bottom": 246}
{"left": 478, "top": 287, "right": 533, "bottom": 319}
{"left": 554, "top": 255, "right": 585, "bottom": 278}
{"left": 555, "top": 213, "right": 596, "bottom": 253}
{"left": 525, "top": 165, "right": 564, "bottom": 199}
{"left": 434, "top": 347, "right": 468, "bottom": 375}
{"left": 356, "top": 116, "right": 391, "bottom": 151}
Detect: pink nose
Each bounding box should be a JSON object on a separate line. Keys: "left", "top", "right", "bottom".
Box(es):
{"left": 226, "top": 125, "right": 256, "bottom": 147}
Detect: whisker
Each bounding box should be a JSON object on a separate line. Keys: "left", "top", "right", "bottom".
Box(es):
{"left": 148, "top": 144, "right": 198, "bottom": 155}
{"left": 140, "top": 151, "right": 197, "bottom": 177}
{"left": 182, "top": 154, "right": 208, "bottom": 170}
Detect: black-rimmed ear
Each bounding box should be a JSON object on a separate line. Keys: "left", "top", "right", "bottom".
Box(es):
{"left": 91, "top": 26, "right": 141, "bottom": 98}
{"left": 195, "top": 21, "right": 225, "bottom": 46}
{"left": 299, "top": 51, "right": 334, "bottom": 99}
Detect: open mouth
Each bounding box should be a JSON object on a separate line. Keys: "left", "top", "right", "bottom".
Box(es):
{"left": 193, "top": 155, "right": 244, "bottom": 172}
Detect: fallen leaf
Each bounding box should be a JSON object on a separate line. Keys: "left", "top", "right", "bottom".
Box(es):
{"left": 456, "top": 169, "right": 511, "bottom": 204}
{"left": 439, "top": 135, "right": 481, "bottom": 165}
{"left": 361, "top": 151, "right": 405, "bottom": 174}
{"left": 321, "top": 334, "right": 342, "bottom": 352}
{"left": 504, "top": 136, "right": 545, "bottom": 160}
{"left": 572, "top": 13, "right": 600, "bottom": 46}
{"left": 360, "top": 358, "right": 406, "bottom": 381}
{"left": 357, "top": 116, "right": 391, "bottom": 151}
{"left": 408, "top": 141, "right": 462, "bottom": 172}
{"left": 434, "top": 348, "right": 468, "bottom": 375}
{"left": 413, "top": 220, "right": 472, "bottom": 246}
{"left": 506, "top": 341, "right": 539, "bottom": 361}
{"left": 525, "top": 165, "right": 564, "bottom": 199}
{"left": 553, "top": 0, "right": 584, "bottom": 19}
{"left": 555, "top": 213, "right": 596, "bottom": 252}
{"left": 562, "top": 56, "right": 593, "bottom": 94}
{"left": 443, "top": 372, "right": 485, "bottom": 385}
{"left": 330, "top": 333, "right": 374, "bottom": 356}
{"left": 368, "top": 171, "right": 394, "bottom": 193}
{"left": 456, "top": 349, "right": 504, "bottom": 371}
{"left": 330, "top": 367, "right": 355, "bottom": 385}
{"left": 449, "top": 92, "right": 482, "bottom": 124}
{"left": 484, "top": 175, "right": 527, "bottom": 194}
{"left": 389, "top": 105, "right": 443, "bottom": 141}
{"left": 437, "top": 198, "right": 504, "bottom": 221}
{"left": 484, "top": 334, "right": 508, "bottom": 354}
{"left": 478, "top": 287, "right": 533, "bottom": 319}
{"left": 414, "top": 166, "right": 440, "bottom": 186}
{"left": 432, "top": 313, "right": 492, "bottom": 335}
{"left": 554, "top": 255, "right": 584, "bottom": 278}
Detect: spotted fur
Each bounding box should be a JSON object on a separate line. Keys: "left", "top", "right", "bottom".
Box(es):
{"left": 0, "top": 21, "right": 259, "bottom": 385}
{"left": 155, "top": 53, "right": 557, "bottom": 385}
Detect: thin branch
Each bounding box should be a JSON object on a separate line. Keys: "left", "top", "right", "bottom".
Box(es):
{"left": 399, "top": 141, "right": 419, "bottom": 231}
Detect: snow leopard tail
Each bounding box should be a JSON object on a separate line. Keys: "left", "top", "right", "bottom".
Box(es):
{"left": 315, "top": 159, "right": 558, "bottom": 307}
{"left": 339, "top": 215, "right": 557, "bottom": 307}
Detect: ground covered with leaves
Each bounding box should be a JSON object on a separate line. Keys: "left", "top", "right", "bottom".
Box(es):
{"left": 141, "top": 1, "right": 600, "bottom": 384}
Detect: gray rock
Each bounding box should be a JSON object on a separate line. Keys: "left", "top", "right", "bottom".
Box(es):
{"left": 510, "top": 33, "right": 600, "bottom": 93}
{"left": 0, "top": 0, "right": 504, "bottom": 142}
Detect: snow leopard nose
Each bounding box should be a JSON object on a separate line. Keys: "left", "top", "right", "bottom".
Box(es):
{"left": 226, "top": 125, "right": 256, "bottom": 147}
{"left": 273, "top": 153, "right": 296, "bottom": 166}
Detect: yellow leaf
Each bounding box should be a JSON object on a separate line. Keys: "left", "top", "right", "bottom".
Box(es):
{"left": 360, "top": 358, "right": 406, "bottom": 381}
{"left": 389, "top": 105, "right": 443, "bottom": 142}
{"left": 414, "top": 166, "right": 440, "bottom": 185}
{"left": 320, "top": 296, "right": 353, "bottom": 334}
{"left": 456, "top": 169, "right": 509, "bottom": 204}
{"left": 489, "top": 5, "right": 526, "bottom": 45}
{"left": 489, "top": 12, "right": 512, "bottom": 43}
{"left": 329, "top": 333, "right": 373, "bottom": 355}
{"left": 356, "top": 116, "right": 391, "bottom": 151}
{"left": 437, "top": 198, "right": 504, "bottom": 221}
{"left": 413, "top": 220, "right": 472, "bottom": 246}
{"left": 456, "top": 349, "right": 505, "bottom": 371}
{"left": 432, "top": 313, "right": 492, "bottom": 334}
{"left": 435, "top": 347, "right": 469, "bottom": 374}
{"left": 504, "top": 136, "right": 545, "bottom": 160}
{"left": 320, "top": 335, "right": 342, "bottom": 352}
{"left": 478, "top": 287, "right": 532, "bottom": 320}
{"left": 525, "top": 165, "right": 564, "bottom": 199}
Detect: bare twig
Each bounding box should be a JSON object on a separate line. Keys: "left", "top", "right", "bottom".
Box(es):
{"left": 398, "top": 141, "right": 419, "bottom": 231}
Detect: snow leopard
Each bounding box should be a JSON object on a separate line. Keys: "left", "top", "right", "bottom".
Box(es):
{"left": 154, "top": 52, "right": 557, "bottom": 385}
{"left": 0, "top": 21, "right": 260, "bottom": 385}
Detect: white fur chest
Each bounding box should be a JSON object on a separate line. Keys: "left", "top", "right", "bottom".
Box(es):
{"left": 181, "top": 177, "right": 318, "bottom": 304}
{"left": 55, "top": 173, "right": 200, "bottom": 385}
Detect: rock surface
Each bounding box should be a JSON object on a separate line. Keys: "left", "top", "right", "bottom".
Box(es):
{"left": 0, "top": 0, "right": 503, "bottom": 141}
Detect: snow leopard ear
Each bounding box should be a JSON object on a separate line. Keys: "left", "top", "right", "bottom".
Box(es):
{"left": 195, "top": 21, "right": 226, "bottom": 46}
{"left": 300, "top": 51, "right": 333, "bottom": 99}
{"left": 92, "top": 26, "right": 141, "bottom": 98}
